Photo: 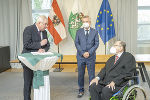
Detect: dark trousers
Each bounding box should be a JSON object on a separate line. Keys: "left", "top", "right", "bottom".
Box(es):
{"left": 89, "top": 83, "right": 122, "bottom": 100}
{"left": 22, "top": 63, "right": 33, "bottom": 100}
{"left": 77, "top": 59, "right": 95, "bottom": 92}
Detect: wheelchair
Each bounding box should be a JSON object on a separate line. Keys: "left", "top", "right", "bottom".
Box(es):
{"left": 110, "top": 70, "right": 147, "bottom": 100}
{"left": 89, "top": 70, "right": 147, "bottom": 100}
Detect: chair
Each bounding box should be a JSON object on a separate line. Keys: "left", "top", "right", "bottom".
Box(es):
{"left": 89, "top": 70, "right": 147, "bottom": 100}
{"left": 110, "top": 70, "right": 147, "bottom": 100}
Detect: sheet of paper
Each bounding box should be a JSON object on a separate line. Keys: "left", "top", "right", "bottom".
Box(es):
{"left": 31, "top": 52, "right": 53, "bottom": 55}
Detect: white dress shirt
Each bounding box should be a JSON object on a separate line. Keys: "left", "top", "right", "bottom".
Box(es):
{"left": 84, "top": 27, "right": 90, "bottom": 35}
{"left": 36, "top": 25, "right": 43, "bottom": 40}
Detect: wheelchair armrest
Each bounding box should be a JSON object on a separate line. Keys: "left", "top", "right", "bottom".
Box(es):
{"left": 124, "top": 76, "right": 138, "bottom": 80}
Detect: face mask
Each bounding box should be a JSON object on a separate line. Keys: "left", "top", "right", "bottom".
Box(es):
{"left": 83, "top": 22, "right": 89, "bottom": 28}
{"left": 110, "top": 47, "right": 116, "bottom": 54}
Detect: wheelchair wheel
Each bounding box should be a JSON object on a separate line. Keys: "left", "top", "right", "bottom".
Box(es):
{"left": 122, "top": 85, "right": 147, "bottom": 100}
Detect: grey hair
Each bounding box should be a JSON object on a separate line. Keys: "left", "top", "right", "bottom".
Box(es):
{"left": 82, "top": 15, "right": 91, "bottom": 22}
{"left": 119, "top": 41, "right": 126, "bottom": 52}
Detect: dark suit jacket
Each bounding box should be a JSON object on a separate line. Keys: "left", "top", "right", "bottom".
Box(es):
{"left": 75, "top": 28, "right": 99, "bottom": 61}
{"left": 22, "top": 24, "right": 50, "bottom": 53}
{"left": 97, "top": 52, "right": 136, "bottom": 86}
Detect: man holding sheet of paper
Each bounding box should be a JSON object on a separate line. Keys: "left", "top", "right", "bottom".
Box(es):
{"left": 21, "top": 15, "right": 50, "bottom": 100}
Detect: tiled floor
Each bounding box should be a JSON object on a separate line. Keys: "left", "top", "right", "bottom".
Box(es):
{"left": 2, "top": 63, "right": 150, "bottom": 100}
{"left": 0, "top": 72, "right": 150, "bottom": 100}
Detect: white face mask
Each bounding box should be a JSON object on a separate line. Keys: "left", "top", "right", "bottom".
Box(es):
{"left": 83, "top": 22, "right": 89, "bottom": 28}
{"left": 110, "top": 47, "right": 116, "bottom": 54}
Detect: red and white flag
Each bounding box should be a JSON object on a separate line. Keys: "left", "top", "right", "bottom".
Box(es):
{"left": 47, "top": 0, "right": 66, "bottom": 45}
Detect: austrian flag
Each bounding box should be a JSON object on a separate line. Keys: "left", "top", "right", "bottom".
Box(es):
{"left": 47, "top": 0, "right": 66, "bottom": 45}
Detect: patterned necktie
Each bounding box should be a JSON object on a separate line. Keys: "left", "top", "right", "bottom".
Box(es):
{"left": 114, "top": 55, "right": 118, "bottom": 64}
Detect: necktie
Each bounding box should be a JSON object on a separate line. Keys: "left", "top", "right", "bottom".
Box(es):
{"left": 85, "top": 30, "right": 89, "bottom": 41}
{"left": 38, "top": 31, "right": 41, "bottom": 36}
{"left": 114, "top": 55, "right": 118, "bottom": 64}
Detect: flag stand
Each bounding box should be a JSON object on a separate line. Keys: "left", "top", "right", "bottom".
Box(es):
{"left": 53, "top": 44, "right": 64, "bottom": 72}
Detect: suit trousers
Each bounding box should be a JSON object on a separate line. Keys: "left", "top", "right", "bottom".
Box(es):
{"left": 89, "top": 83, "right": 122, "bottom": 100}
{"left": 22, "top": 63, "right": 33, "bottom": 100}
{"left": 77, "top": 59, "right": 95, "bottom": 92}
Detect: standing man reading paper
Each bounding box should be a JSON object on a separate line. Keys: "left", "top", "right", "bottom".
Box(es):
{"left": 22, "top": 15, "right": 50, "bottom": 100}
{"left": 75, "top": 16, "right": 99, "bottom": 98}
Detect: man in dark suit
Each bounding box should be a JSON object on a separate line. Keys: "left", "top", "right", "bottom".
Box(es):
{"left": 89, "top": 41, "right": 136, "bottom": 100}
{"left": 75, "top": 16, "right": 99, "bottom": 98}
{"left": 22, "top": 15, "right": 50, "bottom": 100}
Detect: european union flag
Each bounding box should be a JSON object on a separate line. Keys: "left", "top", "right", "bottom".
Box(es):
{"left": 95, "top": 0, "right": 116, "bottom": 44}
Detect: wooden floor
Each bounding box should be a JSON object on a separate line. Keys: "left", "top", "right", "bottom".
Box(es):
{"left": 6, "top": 64, "right": 105, "bottom": 72}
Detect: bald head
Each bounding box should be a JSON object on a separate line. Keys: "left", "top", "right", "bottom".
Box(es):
{"left": 36, "top": 15, "right": 48, "bottom": 31}
{"left": 36, "top": 15, "right": 48, "bottom": 23}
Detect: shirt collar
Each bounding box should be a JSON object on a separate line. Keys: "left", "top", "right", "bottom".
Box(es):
{"left": 35, "top": 24, "right": 40, "bottom": 32}
{"left": 84, "top": 27, "right": 90, "bottom": 34}
{"left": 116, "top": 52, "right": 123, "bottom": 58}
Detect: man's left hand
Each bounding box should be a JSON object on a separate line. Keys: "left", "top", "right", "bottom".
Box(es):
{"left": 106, "top": 81, "right": 115, "bottom": 91}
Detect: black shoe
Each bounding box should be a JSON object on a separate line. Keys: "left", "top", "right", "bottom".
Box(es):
{"left": 77, "top": 92, "right": 84, "bottom": 98}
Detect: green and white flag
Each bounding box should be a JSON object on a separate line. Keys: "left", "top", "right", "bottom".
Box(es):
{"left": 68, "top": 0, "right": 84, "bottom": 40}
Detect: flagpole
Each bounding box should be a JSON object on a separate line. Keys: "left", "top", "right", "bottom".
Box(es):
{"left": 105, "top": 43, "right": 106, "bottom": 55}
{"left": 53, "top": 43, "right": 64, "bottom": 72}
{"left": 58, "top": 44, "right": 59, "bottom": 53}
{"left": 105, "top": 0, "right": 107, "bottom": 55}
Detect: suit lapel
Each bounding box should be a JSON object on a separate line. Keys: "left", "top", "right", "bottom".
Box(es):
{"left": 83, "top": 27, "right": 92, "bottom": 42}
{"left": 107, "top": 56, "right": 115, "bottom": 72}
{"left": 81, "top": 28, "right": 86, "bottom": 40}
{"left": 33, "top": 24, "right": 41, "bottom": 41}
{"left": 87, "top": 28, "right": 92, "bottom": 40}
{"left": 108, "top": 52, "right": 125, "bottom": 72}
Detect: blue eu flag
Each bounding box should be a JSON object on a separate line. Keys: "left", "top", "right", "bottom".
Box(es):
{"left": 95, "top": 0, "right": 116, "bottom": 44}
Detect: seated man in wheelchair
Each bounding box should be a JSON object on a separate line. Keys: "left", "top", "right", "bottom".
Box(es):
{"left": 89, "top": 41, "right": 136, "bottom": 100}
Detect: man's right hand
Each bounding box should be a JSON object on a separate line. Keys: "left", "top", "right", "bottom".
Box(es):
{"left": 40, "top": 39, "right": 47, "bottom": 46}
{"left": 90, "top": 78, "right": 99, "bottom": 86}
